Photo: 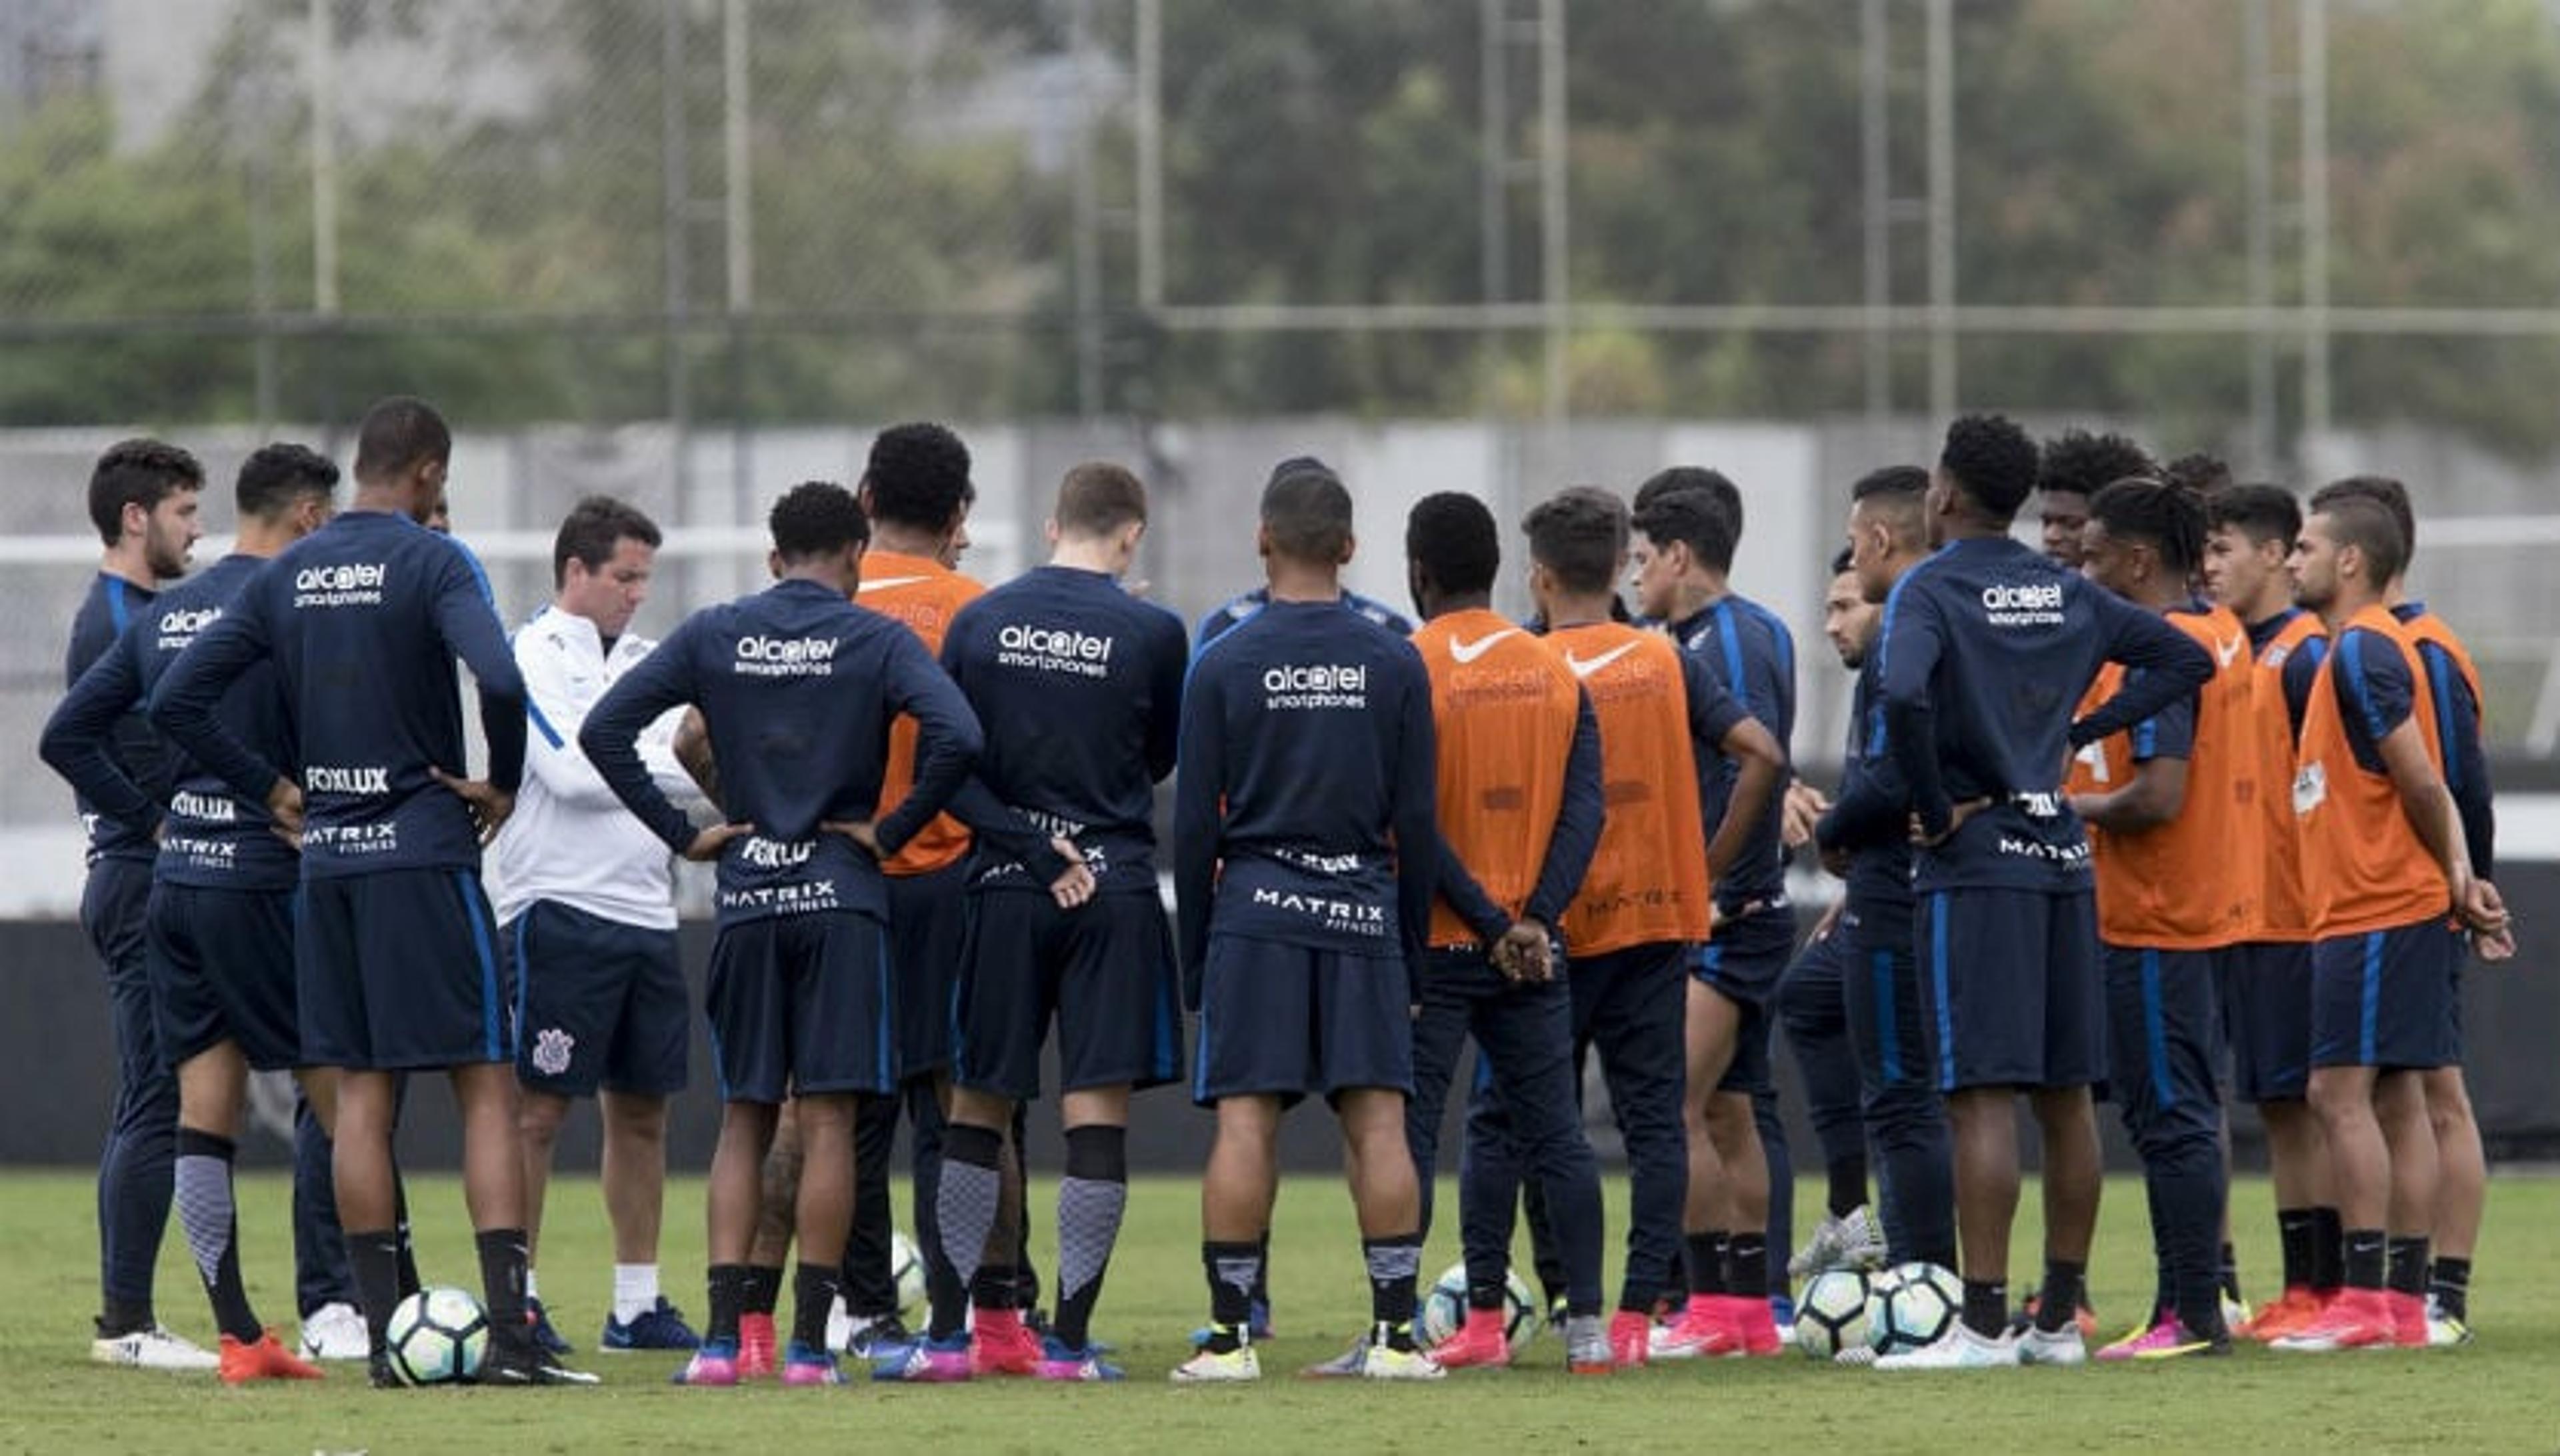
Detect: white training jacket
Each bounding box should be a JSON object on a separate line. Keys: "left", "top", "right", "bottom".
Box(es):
{"left": 489, "top": 604, "right": 702, "bottom": 931}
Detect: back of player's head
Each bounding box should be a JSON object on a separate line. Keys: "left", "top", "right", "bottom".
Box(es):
{"left": 351, "top": 396, "right": 451, "bottom": 485}
{"left": 1830, "top": 546, "right": 1855, "bottom": 577}
{"left": 2038, "top": 427, "right": 2155, "bottom": 502}
{"left": 1849, "top": 464, "right": 1931, "bottom": 548}
{"left": 2206, "top": 483, "right": 2301, "bottom": 551}
{"left": 1521, "top": 486, "right": 1627, "bottom": 595}
{"left": 2087, "top": 477, "right": 2207, "bottom": 577}
{"left": 1406, "top": 491, "right": 1499, "bottom": 597}
{"left": 769, "top": 481, "right": 871, "bottom": 562}
{"left": 1259, "top": 457, "right": 1355, "bottom": 563}
{"left": 1629, "top": 483, "right": 1737, "bottom": 575}
{"left": 553, "top": 495, "right": 663, "bottom": 587}
{"left": 2163, "top": 451, "right": 2234, "bottom": 497}
{"left": 862, "top": 422, "right": 975, "bottom": 532}
{"left": 235, "top": 443, "right": 339, "bottom": 521}
{"left": 87, "top": 438, "right": 204, "bottom": 545}
{"left": 1938, "top": 414, "right": 2040, "bottom": 521}
{"left": 2310, "top": 475, "right": 2415, "bottom": 561}
{"left": 1634, "top": 467, "right": 1742, "bottom": 542}
{"left": 2311, "top": 493, "right": 2407, "bottom": 589}
{"left": 1053, "top": 461, "right": 1147, "bottom": 539}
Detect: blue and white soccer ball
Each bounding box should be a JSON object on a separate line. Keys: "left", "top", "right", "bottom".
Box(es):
{"left": 1418, "top": 1262, "right": 1541, "bottom": 1355}
{"left": 1865, "top": 1261, "right": 1960, "bottom": 1357}
{"left": 1795, "top": 1269, "right": 1874, "bottom": 1359}
{"left": 385, "top": 1285, "right": 489, "bottom": 1386}
{"left": 890, "top": 1229, "right": 928, "bottom": 1320}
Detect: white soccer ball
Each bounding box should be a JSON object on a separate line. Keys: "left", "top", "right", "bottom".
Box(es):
{"left": 385, "top": 1285, "right": 489, "bottom": 1386}
{"left": 1417, "top": 1262, "right": 1541, "bottom": 1354}
{"left": 1795, "top": 1269, "right": 1873, "bottom": 1359}
{"left": 1865, "top": 1261, "right": 1960, "bottom": 1357}
{"left": 891, "top": 1229, "right": 928, "bottom": 1320}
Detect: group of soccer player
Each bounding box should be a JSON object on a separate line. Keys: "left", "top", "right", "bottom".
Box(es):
{"left": 39, "top": 392, "right": 2506, "bottom": 1390}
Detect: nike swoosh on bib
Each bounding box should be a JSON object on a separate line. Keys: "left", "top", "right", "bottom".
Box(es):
{"left": 857, "top": 576, "right": 930, "bottom": 593}
{"left": 1449, "top": 629, "right": 1519, "bottom": 664}
{"left": 1563, "top": 641, "right": 1639, "bottom": 678}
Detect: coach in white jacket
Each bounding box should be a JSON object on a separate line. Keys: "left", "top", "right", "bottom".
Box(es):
{"left": 493, "top": 495, "right": 707, "bottom": 1355}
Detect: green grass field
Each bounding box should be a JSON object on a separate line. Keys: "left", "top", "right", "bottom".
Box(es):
{"left": 1, "top": 1167, "right": 2553, "bottom": 1454}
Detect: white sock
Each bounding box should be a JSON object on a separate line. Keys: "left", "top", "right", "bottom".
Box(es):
{"left": 525, "top": 1268, "right": 541, "bottom": 1301}
{"left": 614, "top": 1263, "right": 661, "bottom": 1324}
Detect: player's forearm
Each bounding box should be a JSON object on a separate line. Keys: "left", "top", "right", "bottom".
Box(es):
{"left": 41, "top": 688, "right": 156, "bottom": 831}
{"left": 579, "top": 707, "right": 693, "bottom": 853}
{"left": 148, "top": 680, "right": 275, "bottom": 811}
{"left": 1883, "top": 699, "right": 1951, "bottom": 832}
{"left": 1434, "top": 835, "right": 1509, "bottom": 946}
{"left": 2075, "top": 633, "right": 2211, "bottom": 748}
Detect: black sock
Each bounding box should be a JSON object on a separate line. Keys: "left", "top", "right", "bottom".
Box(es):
{"left": 2343, "top": 1229, "right": 2386, "bottom": 1291}
{"left": 1962, "top": 1278, "right": 2008, "bottom": 1339}
{"left": 2276, "top": 1207, "right": 2316, "bottom": 1290}
{"left": 347, "top": 1229, "right": 403, "bottom": 1353}
{"left": 2311, "top": 1207, "right": 2346, "bottom": 1293}
{"left": 1363, "top": 1233, "right": 1423, "bottom": 1349}
{"left": 2036, "top": 1261, "right": 2086, "bottom": 1334}
{"left": 2385, "top": 1236, "right": 2429, "bottom": 1298}
{"left": 1249, "top": 1229, "right": 1273, "bottom": 1312}
{"left": 1827, "top": 1157, "right": 1869, "bottom": 1221}
{"left": 173, "top": 1128, "right": 261, "bottom": 1345}
{"left": 390, "top": 1169, "right": 421, "bottom": 1300}
{"left": 1725, "top": 1234, "right": 1769, "bottom": 1307}
{"left": 792, "top": 1262, "right": 838, "bottom": 1353}
{"left": 2427, "top": 1256, "right": 2471, "bottom": 1321}
{"left": 2219, "top": 1241, "right": 2241, "bottom": 1304}
{"left": 1686, "top": 1231, "right": 1729, "bottom": 1297}
{"left": 474, "top": 1228, "right": 530, "bottom": 1344}
{"left": 705, "top": 1263, "right": 749, "bottom": 1346}
{"left": 97, "top": 1295, "right": 155, "bottom": 1340}
{"left": 743, "top": 1263, "right": 783, "bottom": 1318}
{"left": 1053, "top": 1125, "right": 1129, "bottom": 1353}
{"left": 1202, "top": 1241, "right": 1261, "bottom": 1353}
{"left": 972, "top": 1263, "right": 1018, "bottom": 1314}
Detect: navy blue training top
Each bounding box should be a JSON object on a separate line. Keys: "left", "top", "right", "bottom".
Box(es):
{"left": 1173, "top": 598, "right": 1437, "bottom": 990}
{"left": 45, "top": 555, "right": 298, "bottom": 892}
{"left": 149, "top": 509, "right": 527, "bottom": 880}
{"left": 1670, "top": 593, "right": 1797, "bottom": 913}
{"left": 1875, "top": 535, "right": 2213, "bottom": 892}
{"left": 580, "top": 577, "right": 983, "bottom": 929}
{"left": 1815, "top": 654, "right": 1916, "bottom": 921}
{"left": 63, "top": 573, "right": 165, "bottom": 867}
{"left": 1196, "top": 585, "right": 1413, "bottom": 649}
{"left": 940, "top": 564, "right": 1191, "bottom": 896}
{"left": 2395, "top": 603, "right": 2494, "bottom": 880}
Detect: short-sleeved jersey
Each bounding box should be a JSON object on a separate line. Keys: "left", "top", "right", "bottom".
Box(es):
{"left": 2242, "top": 608, "right": 2329, "bottom": 941}
{"left": 1413, "top": 607, "right": 1589, "bottom": 948}
{"left": 1670, "top": 594, "right": 1797, "bottom": 914}
{"left": 63, "top": 572, "right": 165, "bottom": 867}
{"left": 1172, "top": 599, "right": 1436, "bottom": 972}
{"left": 45, "top": 555, "right": 297, "bottom": 893}
{"left": 855, "top": 550, "right": 985, "bottom": 877}
{"left": 2064, "top": 602, "right": 2256, "bottom": 949}
{"left": 1545, "top": 621, "right": 1737, "bottom": 957}
{"left": 580, "top": 577, "right": 983, "bottom": 930}
{"left": 2395, "top": 603, "right": 2494, "bottom": 881}
{"left": 149, "top": 509, "right": 526, "bottom": 881}
{"left": 1875, "top": 535, "right": 2215, "bottom": 893}
{"left": 1195, "top": 586, "right": 1412, "bottom": 649}
{"left": 2294, "top": 605, "right": 2449, "bottom": 936}
{"left": 940, "top": 564, "right": 1189, "bottom": 895}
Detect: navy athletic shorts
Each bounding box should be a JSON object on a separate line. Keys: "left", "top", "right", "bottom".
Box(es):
{"left": 2310, "top": 919, "right": 2458, "bottom": 1071}
{"left": 885, "top": 860, "right": 971, "bottom": 1081}
{"left": 1192, "top": 935, "right": 1412, "bottom": 1107}
{"left": 506, "top": 900, "right": 687, "bottom": 1099}
{"left": 953, "top": 889, "right": 1183, "bottom": 1102}
{"left": 1695, "top": 904, "right": 1793, "bottom": 1095}
{"left": 705, "top": 909, "right": 897, "bottom": 1102}
{"left": 149, "top": 882, "right": 300, "bottom": 1071}
{"left": 1915, "top": 885, "right": 2103, "bottom": 1093}
{"left": 2220, "top": 940, "right": 2313, "bottom": 1103}
{"left": 298, "top": 869, "right": 510, "bottom": 1071}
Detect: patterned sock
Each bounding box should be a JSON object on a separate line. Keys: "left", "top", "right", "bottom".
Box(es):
{"left": 2427, "top": 1256, "right": 2471, "bottom": 1321}
{"left": 933, "top": 1123, "right": 1004, "bottom": 1339}
{"left": 1052, "top": 1126, "right": 1128, "bottom": 1353}
{"left": 1201, "top": 1241, "right": 1261, "bottom": 1353}
{"left": 1363, "top": 1233, "right": 1424, "bottom": 1350}
{"left": 174, "top": 1128, "right": 261, "bottom": 1344}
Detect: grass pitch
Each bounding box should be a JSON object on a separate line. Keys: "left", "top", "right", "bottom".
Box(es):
{"left": 0, "top": 1165, "right": 2554, "bottom": 1453}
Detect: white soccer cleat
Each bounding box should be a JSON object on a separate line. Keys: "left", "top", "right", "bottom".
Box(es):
{"left": 825, "top": 1295, "right": 855, "bottom": 1354}
{"left": 1874, "top": 1322, "right": 2020, "bottom": 1371}
{"left": 1169, "top": 1344, "right": 1261, "bottom": 1383}
{"left": 1789, "top": 1206, "right": 1889, "bottom": 1277}
{"left": 2015, "top": 1324, "right": 2089, "bottom": 1366}
{"left": 92, "top": 1324, "right": 219, "bottom": 1371}
{"left": 297, "top": 1301, "right": 370, "bottom": 1361}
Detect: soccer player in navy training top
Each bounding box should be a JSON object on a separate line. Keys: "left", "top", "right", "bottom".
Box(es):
{"left": 149, "top": 397, "right": 584, "bottom": 1386}
{"left": 1171, "top": 458, "right": 1441, "bottom": 1383}
{"left": 581, "top": 480, "right": 985, "bottom": 1389}
{"left": 45, "top": 444, "right": 335, "bottom": 1382}
{"left": 1869, "top": 414, "right": 2213, "bottom": 1369}
{"left": 907, "top": 463, "right": 1189, "bottom": 1384}
{"left": 61, "top": 439, "right": 205, "bottom": 1371}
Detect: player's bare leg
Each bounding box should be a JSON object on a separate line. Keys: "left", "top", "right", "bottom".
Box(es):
{"left": 171, "top": 1041, "right": 323, "bottom": 1381}
{"left": 515, "top": 1090, "right": 569, "bottom": 1271}
{"left": 601, "top": 1091, "right": 671, "bottom": 1267}
{"left": 1945, "top": 1087, "right": 2021, "bottom": 1334}
{"left": 2419, "top": 1066, "right": 2482, "bottom": 1338}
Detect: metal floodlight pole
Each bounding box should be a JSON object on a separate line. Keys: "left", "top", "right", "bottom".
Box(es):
{"left": 1925, "top": 0, "right": 1956, "bottom": 423}
{"left": 1135, "top": 0, "right": 1163, "bottom": 310}
{"left": 1071, "top": 0, "right": 1103, "bottom": 419}
{"left": 2301, "top": 0, "right": 2333, "bottom": 447}
{"left": 2243, "top": 0, "right": 2277, "bottom": 474}
{"left": 308, "top": 0, "right": 339, "bottom": 317}
{"left": 663, "top": 0, "right": 692, "bottom": 495}
{"left": 1539, "top": 0, "right": 1568, "bottom": 427}
{"left": 1481, "top": 0, "right": 1510, "bottom": 305}
{"left": 723, "top": 0, "right": 751, "bottom": 314}
{"left": 1861, "top": 0, "right": 1891, "bottom": 429}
